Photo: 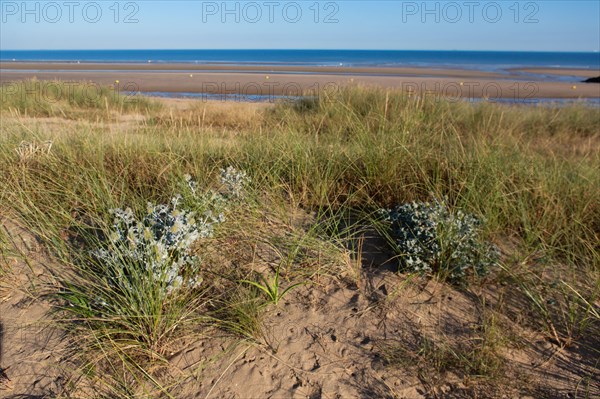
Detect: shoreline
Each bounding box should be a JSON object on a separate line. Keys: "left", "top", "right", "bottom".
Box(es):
{"left": 508, "top": 67, "right": 600, "bottom": 78}
{"left": 1, "top": 62, "right": 599, "bottom": 100}
{"left": 0, "top": 62, "right": 509, "bottom": 78}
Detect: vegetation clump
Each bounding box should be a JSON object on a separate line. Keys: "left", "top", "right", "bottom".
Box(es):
{"left": 382, "top": 198, "right": 499, "bottom": 282}
{"left": 88, "top": 167, "right": 248, "bottom": 300}
{"left": 92, "top": 195, "right": 212, "bottom": 296}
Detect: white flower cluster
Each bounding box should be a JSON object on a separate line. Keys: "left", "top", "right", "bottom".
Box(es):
{"left": 382, "top": 198, "right": 498, "bottom": 282}
{"left": 220, "top": 166, "right": 250, "bottom": 199}
{"left": 15, "top": 140, "right": 53, "bottom": 162}
{"left": 183, "top": 173, "right": 226, "bottom": 216}
{"left": 182, "top": 166, "right": 249, "bottom": 218}
{"left": 93, "top": 195, "right": 216, "bottom": 295}
{"left": 92, "top": 167, "right": 249, "bottom": 297}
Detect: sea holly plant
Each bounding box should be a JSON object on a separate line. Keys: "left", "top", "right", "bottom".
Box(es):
{"left": 90, "top": 167, "right": 251, "bottom": 300}
{"left": 181, "top": 166, "right": 250, "bottom": 217}
{"left": 92, "top": 194, "right": 215, "bottom": 296}
{"left": 380, "top": 197, "right": 499, "bottom": 283}
{"left": 220, "top": 166, "right": 250, "bottom": 199}
{"left": 55, "top": 169, "right": 250, "bottom": 361}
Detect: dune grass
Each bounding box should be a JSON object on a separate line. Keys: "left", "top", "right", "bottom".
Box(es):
{"left": 0, "top": 80, "right": 598, "bottom": 396}
{"left": 0, "top": 78, "right": 160, "bottom": 119}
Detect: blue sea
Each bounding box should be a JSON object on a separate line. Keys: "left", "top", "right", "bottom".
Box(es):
{"left": 1, "top": 49, "right": 599, "bottom": 71}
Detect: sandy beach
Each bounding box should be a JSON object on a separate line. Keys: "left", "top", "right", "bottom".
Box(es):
{"left": 1, "top": 62, "right": 599, "bottom": 99}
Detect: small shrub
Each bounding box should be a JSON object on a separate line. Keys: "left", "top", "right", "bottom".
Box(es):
{"left": 381, "top": 198, "right": 499, "bottom": 283}
{"left": 219, "top": 166, "right": 250, "bottom": 199}
{"left": 56, "top": 168, "right": 248, "bottom": 351}
{"left": 182, "top": 166, "right": 249, "bottom": 215}
{"left": 90, "top": 167, "right": 251, "bottom": 300}
{"left": 92, "top": 194, "right": 216, "bottom": 296}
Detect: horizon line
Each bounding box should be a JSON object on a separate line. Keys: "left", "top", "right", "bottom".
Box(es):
{"left": 2, "top": 48, "right": 599, "bottom": 53}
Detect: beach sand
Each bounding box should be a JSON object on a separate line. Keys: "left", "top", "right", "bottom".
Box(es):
{"left": 1, "top": 62, "right": 599, "bottom": 100}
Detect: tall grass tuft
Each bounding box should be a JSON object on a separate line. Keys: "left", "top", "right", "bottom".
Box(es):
{"left": 1, "top": 79, "right": 160, "bottom": 119}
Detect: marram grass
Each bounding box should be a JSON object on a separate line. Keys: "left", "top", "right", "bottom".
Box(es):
{"left": 0, "top": 81, "right": 598, "bottom": 396}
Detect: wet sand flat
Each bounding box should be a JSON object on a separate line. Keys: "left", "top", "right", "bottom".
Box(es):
{"left": 1, "top": 62, "right": 599, "bottom": 99}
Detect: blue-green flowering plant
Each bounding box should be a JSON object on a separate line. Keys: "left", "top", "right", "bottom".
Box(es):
{"left": 91, "top": 167, "right": 250, "bottom": 299}
{"left": 381, "top": 198, "right": 499, "bottom": 283}
{"left": 220, "top": 166, "right": 250, "bottom": 199}
{"left": 57, "top": 168, "right": 251, "bottom": 358}
{"left": 182, "top": 166, "right": 249, "bottom": 218}
{"left": 92, "top": 195, "right": 212, "bottom": 296}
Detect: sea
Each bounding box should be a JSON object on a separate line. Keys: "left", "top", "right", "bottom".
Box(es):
{"left": 1, "top": 49, "right": 599, "bottom": 71}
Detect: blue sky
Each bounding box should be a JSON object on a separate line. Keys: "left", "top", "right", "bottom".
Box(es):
{"left": 1, "top": 1, "right": 599, "bottom": 51}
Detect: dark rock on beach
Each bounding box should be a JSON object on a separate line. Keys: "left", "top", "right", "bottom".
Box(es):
{"left": 583, "top": 76, "right": 600, "bottom": 83}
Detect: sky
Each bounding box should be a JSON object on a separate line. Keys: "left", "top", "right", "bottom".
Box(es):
{"left": 1, "top": 1, "right": 599, "bottom": 51}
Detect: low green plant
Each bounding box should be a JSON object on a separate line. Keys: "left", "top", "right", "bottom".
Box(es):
{"left": 241, "top": 263, "right": 304, "bottom": 306}
{"left": 380, "top": 197, "right": 499, "bottom": 283}
{"left": 214, "top": 282, "right": 267, "bottom": 341}
{"left": 181, "top": 166, "right": 249, "bottom": 218}
{"left": 509, "top": 269, "right": 600, "bottom": 346}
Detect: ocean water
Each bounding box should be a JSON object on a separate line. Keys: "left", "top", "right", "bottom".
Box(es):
{"left": 1, "top": 50, "right": 599, "bottom": 71}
